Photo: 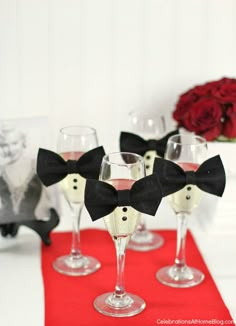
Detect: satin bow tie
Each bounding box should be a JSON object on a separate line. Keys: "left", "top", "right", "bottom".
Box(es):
{"left": 153, "top": 155, "right": 226, "bottom": 197}
{"left": 119, "top": 129, "right": 179, "bottom": 158}
{"left": 84, "top": 174, "right": 162, "bottom": 221}
{"left": 37, "top": 146, "right": 105, "bottom": 186}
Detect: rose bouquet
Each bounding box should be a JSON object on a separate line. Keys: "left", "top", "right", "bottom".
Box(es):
{"left": 173, "top": 77, "right": 236, "bottom": 141}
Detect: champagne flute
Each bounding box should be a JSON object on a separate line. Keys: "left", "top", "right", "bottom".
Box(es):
{"left": 93, "top": 152, "right": 146, "bottom": 317}
{"left": 53, "top": 125, "right": 101, "bottom": 276}
{"left": 156, "top": 134, "right": 207, "bottom": 287}
{"left": 128, "top": 110, "right": 165, "bottom": 251}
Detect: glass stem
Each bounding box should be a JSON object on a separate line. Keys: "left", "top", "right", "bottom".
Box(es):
{"left": 174, "top": 212, "right": 188, "bottom": 268}
{"left": 114, "top": 237, "right": 127, "bottom": 297}
{"left": 70, "top": 202, "right": 83, "bottom": 259}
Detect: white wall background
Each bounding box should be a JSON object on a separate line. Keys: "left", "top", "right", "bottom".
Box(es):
{"left": 1, "top": 3, "right": 236, "bottom": 321}
{"left": 1, "top": 0, "right": 236, "bottom": 151}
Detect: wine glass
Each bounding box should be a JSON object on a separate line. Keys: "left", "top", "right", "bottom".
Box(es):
{"left": 128, "top": 110, "right": 165, "bottom": 251}
{"left": 93, "top": 152, "right": 146, "bottom": 317}
{"left": 53, "top": 125, "right": 101, "bottom": 276}
{"left": 156, "top": 134, "right": 207, "bottom": 287}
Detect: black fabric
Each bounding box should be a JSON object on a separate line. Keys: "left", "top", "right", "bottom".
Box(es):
{"left": 153, "top": 155, "right": 226, "bottom": 197}
{"left": 37, "top": 146, "right": 105, "bottom": 186}
{"left": 119, "top": 129, "right": 179, "bottom": 157}
{"left": 84, "top": 174, "right": 162, "bottom": 221}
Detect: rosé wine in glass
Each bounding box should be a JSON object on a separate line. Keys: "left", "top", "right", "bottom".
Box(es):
{"left": 156, "top": 134, "right": 207, "bottom": 288}
{"left": 93, "top": 152, "right": 146, "bottom": 317}
{"left": 53, "top": 126, "right": 101, "bottom": 276}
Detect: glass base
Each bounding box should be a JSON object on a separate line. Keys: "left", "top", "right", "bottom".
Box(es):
{"left": 128, "top": 230, "right": 164, "bottom": 251}
{"left": 94, "top": 292, "right": 146, "bottom": 317}
{"left": 53, "top": 255, "right": 101, "bottom": 276}
{"left": 156, "top": 265, "right": 205, "bottom": 288}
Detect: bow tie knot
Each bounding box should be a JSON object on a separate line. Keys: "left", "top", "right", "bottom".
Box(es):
{"left": 117, "top": 190, "right": 130, "bottom": 206}
{"left": 185, "top": 171, "right": 196, "bottom": 185}
{"left": 67, "top": 160, "right": 78, "bottom": 174}
{"left": 147, "top": 139, "right": 157, "bottom": 151}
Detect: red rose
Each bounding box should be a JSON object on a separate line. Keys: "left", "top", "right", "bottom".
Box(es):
{"left": 212, "top": 78, "right": 236, "bottom": 103}
{"left": 193, "top": 81, "right": 219, "bottom": 97}
{"left": 173, "top": 82, "right": 218, "bottom": 124}
{"left": 173, "top": 77, "right": 236, "bottom": 140}
{"left": 223, "top": 104, "right": 236, "bottom": 138}
{"left": 182, "top": 98, "right": 222, "bottom": 141}
{"left": 202, "top": 125, "right": 222, "bottom": 141}
{"left": 173, "top": 89, "right": 199, "bottom": 123}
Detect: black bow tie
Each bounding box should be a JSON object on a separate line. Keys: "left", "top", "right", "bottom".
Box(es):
{"left": 37, "top": 146, "right": 105, "bottom": 186}
{"left": 84, "top": 174, "right": 162, "bottom": 221}
{"left": 119, "top": 129, "right": 179, "bottom": 158}
{"left": 153, "top": 155, "right": 226, "bottom": 197}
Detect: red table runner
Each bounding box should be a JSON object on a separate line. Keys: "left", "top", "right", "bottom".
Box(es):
{"left": 42, "top": 230, "right": 235, "bottom": 325}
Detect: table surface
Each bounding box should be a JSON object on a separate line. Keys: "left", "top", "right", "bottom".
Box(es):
{"left": 1, "top": 193, "right": 236, "bottom": 326}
